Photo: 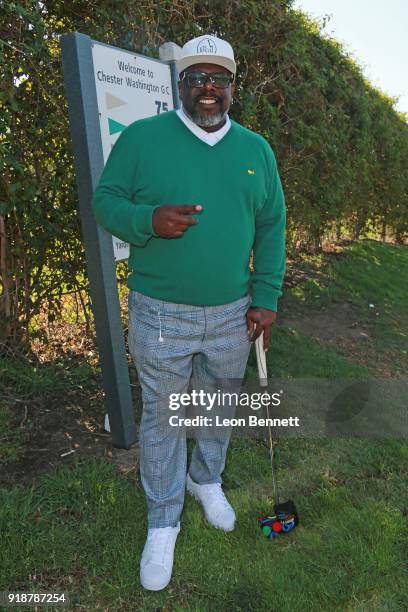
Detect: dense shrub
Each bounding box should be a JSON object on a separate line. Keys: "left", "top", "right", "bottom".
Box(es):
{"left": 1, "top": 0, "right": 407, "bottom": 344}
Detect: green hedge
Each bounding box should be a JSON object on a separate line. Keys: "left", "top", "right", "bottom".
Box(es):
{"left": 1, "top": 0, "right": 407, "bottom": 344}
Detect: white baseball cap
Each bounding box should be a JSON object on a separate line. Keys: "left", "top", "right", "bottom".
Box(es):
{"left": 177, "top": 35, "right": 236, "bottom": 75}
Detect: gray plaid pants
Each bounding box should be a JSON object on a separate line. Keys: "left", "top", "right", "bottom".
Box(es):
{"left": 128, "top": 290, "right": 251, "bottom": 528}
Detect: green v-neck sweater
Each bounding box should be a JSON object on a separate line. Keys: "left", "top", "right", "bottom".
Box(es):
{"left": 92, "top": 110, "right": 286, "bottom": 310}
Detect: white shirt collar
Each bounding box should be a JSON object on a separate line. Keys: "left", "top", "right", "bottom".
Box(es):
{"left": 176, "top": 105, "right": 231, "bottom": 146}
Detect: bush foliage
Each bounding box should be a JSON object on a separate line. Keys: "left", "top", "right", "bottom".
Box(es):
{"left": 1, "top": 0, "right": 407, "bottom": 344}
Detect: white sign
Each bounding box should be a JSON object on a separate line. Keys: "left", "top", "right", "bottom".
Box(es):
{"left": 91, "top": 41, "right": 174, "bottom": 260}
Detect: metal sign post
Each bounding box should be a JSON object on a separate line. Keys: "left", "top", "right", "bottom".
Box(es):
{"left": 61, "top": 32, "right": 180, "bottom": 448}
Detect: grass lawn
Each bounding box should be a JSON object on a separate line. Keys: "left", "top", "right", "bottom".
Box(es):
{"left": 1, "top": 240, "right": 407, "bottom": 611}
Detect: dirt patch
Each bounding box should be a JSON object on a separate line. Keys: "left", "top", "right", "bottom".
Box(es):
{"left": 281, "top": 301, "right": 371, "bottom": 342}
{"left": 1, "top": 311, "right": 141, "bottom": 489}
{"left": 110, "top": 445, "right": 140, "bottom": 482}
{"left": 279, "top": 300, "right": 400, "bottom": 378}
{"left": 0, "top": 387, "right": 141, "bottom": 488}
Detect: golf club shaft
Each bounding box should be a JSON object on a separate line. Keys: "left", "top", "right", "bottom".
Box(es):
{"left": 255, "top": 334, "right": 268, "bottom": 387}
{"left": 255, "top": 333, "right": 279, "bottom": 504}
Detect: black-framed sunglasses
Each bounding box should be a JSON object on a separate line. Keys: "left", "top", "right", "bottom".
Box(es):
{"left": 181, "top": 71, "right": 234, "bottom": 89}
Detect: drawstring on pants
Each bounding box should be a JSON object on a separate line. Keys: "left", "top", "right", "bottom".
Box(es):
{"left": 157, "top": 310, "right": 164, "bottom": 342}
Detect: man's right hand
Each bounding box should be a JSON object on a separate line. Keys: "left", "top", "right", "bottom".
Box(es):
{"left": 152, "top": 205, "right": 202, "bottom": 238}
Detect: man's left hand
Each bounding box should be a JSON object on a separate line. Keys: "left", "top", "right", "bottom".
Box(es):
{"left": 246, "top": 307, "right": 277, "bottom": 352}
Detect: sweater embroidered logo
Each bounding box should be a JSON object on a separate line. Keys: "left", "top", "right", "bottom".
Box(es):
{"left": 247, "top": 169, "right": 255, "bottom": 175}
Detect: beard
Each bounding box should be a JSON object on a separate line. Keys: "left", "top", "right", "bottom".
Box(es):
{"left": 183, "top": 106, "right": 228, "bottom": 128}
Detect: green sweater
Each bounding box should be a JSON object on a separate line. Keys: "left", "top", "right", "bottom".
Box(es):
{"left": 92, "top": 111, "right": 286, "bottom": 310}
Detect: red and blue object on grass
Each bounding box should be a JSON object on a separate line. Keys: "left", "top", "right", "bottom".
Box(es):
{"left": 257, "top": 500, "right": 299, "bottom": 540}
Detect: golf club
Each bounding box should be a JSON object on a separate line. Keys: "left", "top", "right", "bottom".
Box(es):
{"left": 256, "top": 332, "right": 299, "bottom": 539}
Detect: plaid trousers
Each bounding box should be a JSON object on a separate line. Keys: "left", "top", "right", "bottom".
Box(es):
{"left": 128, "top": 290, "right": 251, "bottom": 528}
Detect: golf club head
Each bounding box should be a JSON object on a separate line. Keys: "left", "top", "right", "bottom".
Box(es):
{"left": 257, "top": 500, "right": 299, "bottom": 539}
{"left": 273, "top": 499, "right": 299, "bottom": 526}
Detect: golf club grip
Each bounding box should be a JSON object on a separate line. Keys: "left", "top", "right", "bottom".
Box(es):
{"left": 255, "top": 333, "right": 268, "bottom": 387}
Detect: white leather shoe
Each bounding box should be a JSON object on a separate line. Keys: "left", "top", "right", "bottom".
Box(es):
{"left": 186, "top": 474, "right": 236, "bottom": 531}
{"left": 140, "top": 522, "right": 180, "bottom": 591}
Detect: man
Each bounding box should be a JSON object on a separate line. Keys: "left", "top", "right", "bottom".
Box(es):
{"left": 92, "top": 34, "right": 286, "bottom": 591}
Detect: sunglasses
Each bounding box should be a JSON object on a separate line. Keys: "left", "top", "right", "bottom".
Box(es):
{"left": 181, "top": 71, "right": 234, "bottom": 89}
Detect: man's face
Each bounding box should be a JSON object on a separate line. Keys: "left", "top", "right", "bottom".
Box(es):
{"left": 178, "top": 63, "right": 236, "bottom": 130}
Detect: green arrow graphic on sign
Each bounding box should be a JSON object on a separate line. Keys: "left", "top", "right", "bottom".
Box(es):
{"left": 108, "top": 118, "right": 127, "bottom": 135}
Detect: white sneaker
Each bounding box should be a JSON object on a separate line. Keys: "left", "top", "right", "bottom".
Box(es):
{"left": 186, "top": 474, "right": 236, "bottom": 531}
{"left": 140, "top": 522, "right": 180, "bottom": 591}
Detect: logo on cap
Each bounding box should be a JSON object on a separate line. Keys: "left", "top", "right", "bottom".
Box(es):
{"left": 196, "top": 37, "right": 217, "bottom": 55}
